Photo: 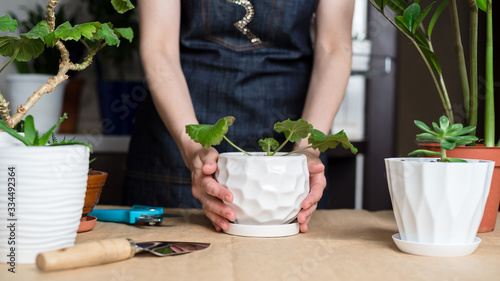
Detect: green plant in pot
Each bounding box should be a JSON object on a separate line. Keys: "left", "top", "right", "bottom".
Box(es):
{"left": 385, "top": 116, "right": 494, "bottom": 257}
{"left": 0, "top": 0, "right": 135, "bottom": 264}
{"left": 186, "top": 116, "right": 357, "bottom": 237}
{"left": 369, "top": 0, "right": 500, "bottom": 232}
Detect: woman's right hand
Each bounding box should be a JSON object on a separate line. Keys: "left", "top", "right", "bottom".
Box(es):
{"left": 189, "top": 147, "right": 236, "bottom": 231}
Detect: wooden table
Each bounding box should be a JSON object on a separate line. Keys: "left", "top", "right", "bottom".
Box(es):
{"left": 2, "top": 208, "right": 500, "bottom": 281}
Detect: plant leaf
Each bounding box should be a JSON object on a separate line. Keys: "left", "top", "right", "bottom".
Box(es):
{"left": 440, "top": 139, "right": 456, "bottom": 150}
{"left": 476, "top": 0, "right": 487, "bottom": 12}
{"left": 403, "top": 3, "right": 421, "bottom": 34}
{"left": 115, "top": 27, "right": 134, "bottom": 43}
{"left": 0, "top": 119, "right": 30, "bottom": 146}
{"left": 408, "top": 149, "right": 441, "bottom": 157}
{"left": 23, "top": 21, "right": 50, "bottom": 42}
{"left": 308, "top": 129, "right": 358, "bottom": 154}
{"left": 374, "top": 0, "right": 390, "bottom": 10}
{"left": 98, "top": 23, "right": 120, "bottom": 46}
{"left": 418, "top": 44, "right": 442, "bottom": 73}
{"left": 49, "top": 140, "right": 93, "bottom": 152}
{"left": 413, "top": 2, "right": 435, "bottom": 35}
{"left": 439, "top": 115, "right": 450, "bottom": 129}
{"left": 0, "top": 15, "right": 17, "bottom": 33}
{"left": 111, "top": 0, "right": 135, "bottom": 14}
{"left": 0, "top": 36, "right": 44, "bottom": 62}
{"left": 259, "top": 138, "right": 279, "bottom": 155}
{"left": 428, "top": 0, "right": 449, "bottom": 37}
{"left": 395, "top": 16, "right": 411, "bottom": 36}
{"left": 185, "top": 116, "right": 235, "bottom": 148}
{"left": 445, "top": 158, "right": 467, "bottom": 163}
{"left": 23, "top": 115, "right": 37, "bottom": 145}
{"left": 274, "top": 119, "right": 313, "bottom": 143}
{"left": 38, "top": 114, "right": 68, "bottom": 146}
{"left": 416, "top": 132, "right": 440, "bottom": 143}
{"left": 414, "top": 120, "right": 436, "bottom": 134}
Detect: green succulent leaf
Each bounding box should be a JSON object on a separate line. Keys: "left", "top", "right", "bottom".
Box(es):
{"left": 98, "top": 23, "right": 120, "bottom": 46}
{"left": 0, "top": 119, "right": 30, "bottom": 146}
{"left": 308, "top": 129, "right": 358, "bottom": 154}
{"left": 185, "top": 116, "right": 235, "bottom": 148}
{"left": 23, "top": 115, "right": 37, "bottom": 145}
{"left": 111, "top": 0, "right": 135, "bottom": 14}
{"left": 38, "top": 113, "right": 68, "bottom": 146}
{"left": 476, "top": 0, "right": 487, "bottom": 12}
{"left": 416, "top": 132, "right": 441, "bottom": 143}
{"left": 274, "top": 119, "right": 313, "bottom": 143}
{"left": 445, "top": 158, "right": 467, "bottom": 163}
{"left": 0, "top": 15, "right": 17, "bottom": 33}
{"left": 432, "top": 122, "right": 445, "bottom": 135}
{"left": 428, "top": 0, "right": 449, "bottom": 37}
{"left": 440, "top": 139, "right": 456, "bottom": 150}
{"left": 414, "top": 120, "right": 436, "bottom": 135}
{"left": 408, "top": 149, "right": 441, "bottom": 157}
{"left": 259, "top": 138, "right": 279, "bottom": 155}
{"left": 439, "top": 115, "right": 450, "bottom": 130}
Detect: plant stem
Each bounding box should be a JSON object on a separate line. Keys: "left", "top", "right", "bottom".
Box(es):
{"left": 223, "top": 136, "right": 251, "bottom": 156}
{"left": 468, "top": 0, "right": 478, "bottom": 134}
{"left": 271, "top": 136, "right": 290, "bottom": 156}
{"left": 368, "top": 0, "right": 454, "bottom": 123}
{"left": 283, "top": 145, "right": 314, "bottom": 156}
{"left": 449, "top": 0, "right": 470, "bottom": 125}
{"left": 0, "top": 39, "right": 23, "bottom": 74}
{"left": 484, "top": 0, "right": 495, "bottom": 147}
{"left": 440, "top": 146, "right": 447, "bottom": 161}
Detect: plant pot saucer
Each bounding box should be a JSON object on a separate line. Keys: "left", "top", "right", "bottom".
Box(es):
{"left": 392, "top": 233, "right": 481, "bottom": 257}
{"left": 77, "top": 215, "right": 97, "bottom": 233}
{"left": 224, "top": 222, "right": 299, "bottom": 237}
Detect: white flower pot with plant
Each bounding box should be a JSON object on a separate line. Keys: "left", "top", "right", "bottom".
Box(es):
{"left": 0, "top": 115, "right": 92, "bottom": 264}
{"left": 186, "top": 117, "right": 358, "bottom": 237}
{"left": 386, "top": 116, "right": 494, "bottom": 257}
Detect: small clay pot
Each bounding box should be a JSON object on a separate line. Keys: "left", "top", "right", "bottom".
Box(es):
{"left": 83, "top": 170, "right": 108, "bottom": 216}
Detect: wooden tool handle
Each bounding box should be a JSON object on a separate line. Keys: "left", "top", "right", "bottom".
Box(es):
{"left": 36, "top": 238, "right": 135, "bottom": 271}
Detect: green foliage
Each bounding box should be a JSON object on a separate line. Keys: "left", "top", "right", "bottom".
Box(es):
{"left": 408, "top": 116, "right": 478, "bottom": 162}
{"left": 0, "top": 114, "right": 92, "bottom": 151}
{"left": 476, "top": 0, "right": 487, "bottom": 12}
{"left": 185, "top": 117, "right": 357, "bottom": 157}
{"left": 0, "top": 0, "right": 135, "bottom": 74}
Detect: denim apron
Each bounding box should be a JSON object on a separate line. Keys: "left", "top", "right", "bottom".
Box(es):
{"left": 123, "top": 0, "right": 325, "bottom": 209}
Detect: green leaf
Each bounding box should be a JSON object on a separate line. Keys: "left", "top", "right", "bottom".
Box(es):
{"left": 476, "top": 0, "right": 487, "bottom": 12}
{"left": 445, "top": 158, "right": 467, "bottom": 163}
{"left": 387, "top": 0, "right": 410, "bottom": 15}
{"left": 0, "top": 15, "right": 17, "bottom": 33}
{"left": 432, "top": 122, "right": 445, "bottom": 135}
{"left": 23, "top": 115, "right": 37, "bottom": 145}
{"left": 439, "top": 115, "right": 450, "bottom": 129}
{"left": 0, "top": 119, "right": 30, "bottom": 146}
{"left": 115, "top": 27, "right": 134, "bottom": 43}
{"left": 185, "top": 116, "right": 235, "bottom": 148}
{"left": 455, "top": 135, "right": 479, "bottom": 146}
{"left": 49, "top": 140, "right": 93, "bottom": 152}
{"left": 413, "top": 2, "right": 435, "bottom": 35}
{"left": 38, "top": 114, "right": 68, "bottom": 146}
{"left": 446, "top": 123, "right": 464, "bottom": 135}
{"left": 308, "top": 129, "right": 358, "bottom": 154}
{"left": 0, "top": 36, "right": 44, "bottom": 62}
{"left": 259, "top": 138, "right": 279, "bottom": 155}
{"left": 395, "top": 16, "right": 411, "bottom": 36}
{"left": 98, "top": 23, "right": 120, "bottom": 46}
{"left": 23, "top": 21, "right": 50, "bottom": 42}
{"left": 403, "top": 3, "right": 421, "bottom": 34}
{"left": 440, "top": 139, "right": 456, "bottom": 150}
{"left": 419, "top": 44, "right": 442, "bottom": 73}
{"left": 73, "top": 22, "right": 100, "bottom": 40}
{"left": 414, "top": 120, "right": 436, "bottom": 134}
{"left": 428, "top": 0, "right": 449, "bottom": 37}
{"left": 374, "top": 0, "right": 390, "bottom": 10}
{"left": 111, "top": 0, "right": 135, "bottom": 14}
{"left": 274, "top": 119, "right": 313, "bottom": 143}
{"left": 416, "top": 132, "right": 441, "bottom": 143}
{"left": 408, "top": 149, "right": 441, "bottom": 157}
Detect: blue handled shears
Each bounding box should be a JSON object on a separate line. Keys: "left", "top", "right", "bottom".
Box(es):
{"left": 89, "top": 205, "right": 182, "bottom": 226}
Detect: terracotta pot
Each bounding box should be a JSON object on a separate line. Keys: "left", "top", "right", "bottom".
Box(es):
{"left": 83, "top": 170, "right": 108, "bottom": 216}
{"left": 418, "top": 143, "right": 500, "bottom": 233}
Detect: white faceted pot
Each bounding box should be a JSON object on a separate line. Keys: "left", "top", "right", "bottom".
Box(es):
{"left": 216, "top": 152, "right": 309, "bottom": 229}
{"left": 0, "top": 145, "right": 90, "bottom": 264}
{"left": 385, "top": 158, "right": 494, "bottom": 247}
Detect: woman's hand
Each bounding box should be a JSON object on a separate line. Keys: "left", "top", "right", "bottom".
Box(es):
{"left": 296, "top": 150, "right": 326, "bottom": 232}
{"left": 189, "top": 147, "right": 236, "bottom": 232}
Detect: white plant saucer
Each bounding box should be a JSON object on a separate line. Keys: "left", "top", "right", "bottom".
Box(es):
{"left": 224, "top": 222, "right": 300, "bottom": 237}
{"left": 392, "top": 233, "right": 481, "bottom": 257}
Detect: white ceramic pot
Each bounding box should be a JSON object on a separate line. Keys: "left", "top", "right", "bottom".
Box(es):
{"left": 216, "top": 152, "right": 309, "bottom": 227}
{"left": 385, "top": 158, "right": 494, "bottom": 255}
{"left": 5, "top": 74, "right": 67, "bottom": 132}
{"left": 0, "top": 145, "right": 90, "bottom": 264}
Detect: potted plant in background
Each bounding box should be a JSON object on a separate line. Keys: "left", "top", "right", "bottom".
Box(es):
{"left": 386, "top": 116, "right": 494, "bottom": 257}
{"left": 0, "top": 0, "right": 135, "bottom": 264}
{"left": 186, "top": 116, "right": 357, "bottom": 237}
{"left": 370, "top": 0, "right": 500, "bottom": 232}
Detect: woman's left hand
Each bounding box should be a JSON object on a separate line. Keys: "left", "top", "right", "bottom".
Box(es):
{"left": 296, "top": 150, "right": 326, "bottom": 232}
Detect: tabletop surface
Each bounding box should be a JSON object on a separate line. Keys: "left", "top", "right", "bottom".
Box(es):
{"left": 2, "top": 208, "right": 500, "bottom": 281}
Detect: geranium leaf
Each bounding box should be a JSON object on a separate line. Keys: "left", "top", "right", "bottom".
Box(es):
{"left": 23, "top": 21, "right": 50, "bottom": 42}
{"left": 308, "top": 129, "right": 358, "bottom": 154}
{"left": 0, "top": 15, "right": 17, "bottom": 33}
{"left": 0, "top": 36, "right": 44, "bottom": 62}
{"left": 115, "top": 27, "right": 134, "bottom": 42}
{"left": 185, "top": 116, "right": 235, "bottom": 148}
{"left": 274, "top": 119, "right": 312, "bottom": 143}
{"left": 98, "top": 23, "right": 120, "bottom": 46}
{"left": 259, "top": 138, "right": 279, "bottom": 154}
{"left": 111, "top": 0, "right": 135, "bottom": 14}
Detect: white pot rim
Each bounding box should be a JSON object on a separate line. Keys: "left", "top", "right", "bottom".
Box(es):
{"left": 219, "top": 152, "right": 306, "bottom": 158}
{"left": 385, "top": 157, "right": 495, "bottom": 164}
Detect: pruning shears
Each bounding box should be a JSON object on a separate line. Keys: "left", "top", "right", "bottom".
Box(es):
{"left": 89, "top": 205, "right": 182, "bottom": 226}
